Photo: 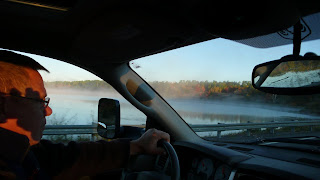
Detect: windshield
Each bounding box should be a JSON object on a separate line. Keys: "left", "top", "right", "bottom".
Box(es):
{"left": 130, "top": 38, "right": 320, "bottom": 142}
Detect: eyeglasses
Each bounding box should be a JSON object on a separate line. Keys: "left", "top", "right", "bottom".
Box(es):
{"left": 0, "top": 92, "right": 50, "bottom": 108}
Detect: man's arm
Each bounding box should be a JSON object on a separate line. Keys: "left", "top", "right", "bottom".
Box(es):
{"left": 32, "top": 129, "right": 170, "bottom": 179}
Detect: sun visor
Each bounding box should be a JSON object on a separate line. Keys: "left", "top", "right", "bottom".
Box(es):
{"left": 234, "top": 12, "right": 320, "bottom": 48}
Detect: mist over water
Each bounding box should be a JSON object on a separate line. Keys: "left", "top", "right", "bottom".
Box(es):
{"left": 168, "top": 99, "right": 319, "bottom": 125}
{"left": 46, "top": 88, "right": 146, "bottom": 126}
{"left": 45, "top": 88, "right": 319, "bottom": 128}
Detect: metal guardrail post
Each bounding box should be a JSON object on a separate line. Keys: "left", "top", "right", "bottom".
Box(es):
{"left": 246, "top": 121, "right": 252, "bottom": 136}
{"left": 291, "top": 127, "right": 295, "bottom": 133}
{"left": 217, "top": 123, "right": 224, "bottom": 138}
{"left": 270, "top": 128, "right": 275, "bottom": 134}
{"left": 217, "top": 131, "right": 222, "bottom": 138}
{"left": 246, "top": 129, "right": 251, "bottom": 136}
{"left": 91, "top": 122, "right": 96, "bottom": 141}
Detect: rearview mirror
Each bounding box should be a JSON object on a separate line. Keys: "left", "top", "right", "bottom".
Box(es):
{"left": 98, "top": 98, "right": 120, "bottom": 139}
{"left": 252, "top": 55, "right": 320, "bottom": 95}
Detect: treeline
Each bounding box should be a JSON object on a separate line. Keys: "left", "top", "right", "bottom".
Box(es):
{"left": 45, "top": 80, "right": 320, "bottom": 114}
{"left": 149, "top": 80, "right": 261, "bottom": 99}
{"left": 270, "top": 60, "right": 320, "bottom": 77}
{"left": 150, "top": 81, "right": 320, "bottom": 114}
{"left": 44, "top": 80, "right": 261, "bottom": 98}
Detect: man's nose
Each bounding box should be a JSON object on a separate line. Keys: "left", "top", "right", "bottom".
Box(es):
{"left": 45, "top": 105, "right": 53, "bottom": 116}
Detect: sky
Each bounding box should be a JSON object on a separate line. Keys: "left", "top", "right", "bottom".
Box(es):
{"left": 23, "top": 53, "right": 101, "bottom": 82}
{"left": 131, "top": 38, "right": 320, "bottom": 82}
{"left": 3, "top": 38, "right": 320, "bottom": 83}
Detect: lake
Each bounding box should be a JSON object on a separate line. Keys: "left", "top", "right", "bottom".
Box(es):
{"left": 46, "top": 91, "right": 319, "bottom": 128}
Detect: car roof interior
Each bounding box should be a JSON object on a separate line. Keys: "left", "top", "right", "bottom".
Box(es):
{"left": 1, "top": 0, "right": 320, "bottom": 69}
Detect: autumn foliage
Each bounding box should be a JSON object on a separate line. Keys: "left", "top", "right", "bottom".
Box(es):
{"left": 44, "top": 80, "right": 269, "bottom": 101}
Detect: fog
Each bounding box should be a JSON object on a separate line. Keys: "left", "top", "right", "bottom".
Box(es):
{"left": 45, "top": 88, "right": 146, "bottom": 126}
{"left": 170, "top": 99, "right": 318, "bottom": 125}
{"left": 45, "top": 88, "right": 319, "bottom": 127}
{"left": 46, "top": 88, "right": 122, "bottom": 98}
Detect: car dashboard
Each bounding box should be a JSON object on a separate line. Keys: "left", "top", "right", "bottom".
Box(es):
{"left": 170, "top": 141, "right": 320, "bottom": 180}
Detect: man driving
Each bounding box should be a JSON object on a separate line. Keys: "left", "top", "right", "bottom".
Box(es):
{"left": 0, "top": 50, "right": 170, "bottom": 179}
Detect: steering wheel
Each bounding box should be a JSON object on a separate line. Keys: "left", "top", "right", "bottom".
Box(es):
{"left": 158, "top": 139, "right": 180, "bottom": 180}
{"left": 122, "top": 139, "right": 180, "bottom": 180}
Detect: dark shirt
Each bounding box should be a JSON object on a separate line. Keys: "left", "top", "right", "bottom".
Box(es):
{"left": 0, "top": 128, "right": 130, "bottom": 179}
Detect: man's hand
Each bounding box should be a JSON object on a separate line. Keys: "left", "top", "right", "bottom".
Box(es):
{"left": 130, "top": 128, "right": 170, "bottom": 155}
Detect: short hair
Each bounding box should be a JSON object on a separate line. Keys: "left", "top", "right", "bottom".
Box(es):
{"left": 0, "top": 50, "right": 49, "bottom": 94}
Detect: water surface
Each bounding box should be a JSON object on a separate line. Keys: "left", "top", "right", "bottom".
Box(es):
{"left": 46, "top": 93, "right": 318, "bottom": 127}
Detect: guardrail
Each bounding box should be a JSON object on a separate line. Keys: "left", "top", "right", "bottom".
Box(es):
{"left": 43, "top": 124, "right": 98, "bottom": 141}
{"left": 43, "top": 120, "right": 320, "bottom": 139}
{"left": 190, "top": 120, "right": 320, "bottom": 138}
{"left": 44, "top": 124, "right": 97, "bottom": 135}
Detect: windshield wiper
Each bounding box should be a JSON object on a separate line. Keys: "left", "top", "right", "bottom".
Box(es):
{"left": 270, "top": 76, "right": 289, "bottom": 84}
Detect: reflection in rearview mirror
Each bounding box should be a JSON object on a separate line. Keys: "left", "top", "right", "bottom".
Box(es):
{"left": 252, "top": 55, "right": 320, "bottom": 95}
{"left": 254, "top": 60, "right": 320, "bottom": 88}
{"left": 98, "top": 98, "right": 120, "bottom": 139}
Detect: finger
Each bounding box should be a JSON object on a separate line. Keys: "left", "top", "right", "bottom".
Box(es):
{"left": 155, "top": 129, "right": 170, "bottom": 143}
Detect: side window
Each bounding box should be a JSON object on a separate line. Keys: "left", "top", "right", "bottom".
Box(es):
{"left": 20, "top": 52, "right": 146, "bottom": 142}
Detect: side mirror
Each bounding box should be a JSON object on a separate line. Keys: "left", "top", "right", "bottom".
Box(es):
{"left": 252, "top": 55, "right": 320, "bottom": 95}
{"left": 98, "top": 98, "right": 121, "bottom": 139}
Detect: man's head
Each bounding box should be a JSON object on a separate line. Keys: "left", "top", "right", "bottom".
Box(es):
{"left": 0, "top": 50, "right": 52, "bottom": 145}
